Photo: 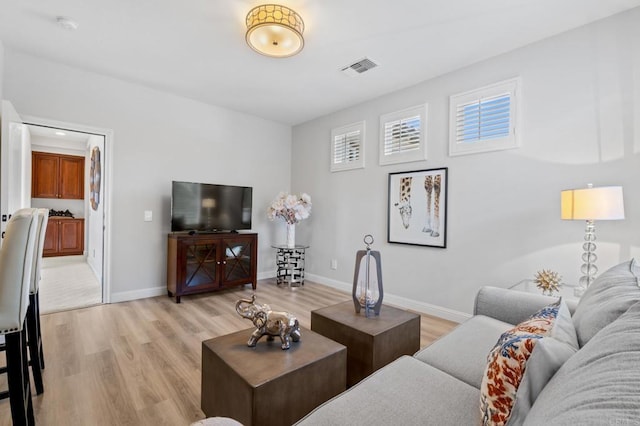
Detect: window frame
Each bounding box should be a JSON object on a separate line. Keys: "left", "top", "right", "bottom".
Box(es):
{"left": 379, "top": 104, "right": 428, "bottom": 166}
{"left": 330, "top": 121, "right": 365, "bottom": 172}
{"left": 449, "top": 78, "right": 520, "bottom": 156}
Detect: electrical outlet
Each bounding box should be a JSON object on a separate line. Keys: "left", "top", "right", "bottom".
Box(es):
{"left": 330, "top": 259, "right": 338, "bottom": 270}
{"left": 144, "top": 210, "right": 153, "bottom": 222}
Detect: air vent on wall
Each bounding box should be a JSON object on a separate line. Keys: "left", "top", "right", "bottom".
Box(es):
{"left": 341, "top": 57, "right": 378, "bottom": 77}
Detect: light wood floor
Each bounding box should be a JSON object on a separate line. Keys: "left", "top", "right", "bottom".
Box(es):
{"left": 0, "top": 279, "right": 457, "bottom": 426}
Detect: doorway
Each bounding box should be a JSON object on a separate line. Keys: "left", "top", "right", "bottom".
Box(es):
{"left": 27, "top": 123, "right": 106, "bottom": 313}
{"left": 1, "top": 103, "right": 112, "bottom": 311}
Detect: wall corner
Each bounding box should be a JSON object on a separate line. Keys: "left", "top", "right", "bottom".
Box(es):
{"left": 0, "top": 40, "right": 5, "bottom": 102}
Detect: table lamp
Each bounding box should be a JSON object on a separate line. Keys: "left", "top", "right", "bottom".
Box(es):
{"left": 561, "top": 184, "right": 625, "bottom": 296}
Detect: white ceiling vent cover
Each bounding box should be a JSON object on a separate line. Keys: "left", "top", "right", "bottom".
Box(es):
{"left": 341, "top": 58, "right": 378, "bottom": 77}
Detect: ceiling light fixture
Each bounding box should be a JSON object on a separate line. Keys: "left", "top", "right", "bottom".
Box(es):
{"left": 55, "top": 131, "right": 66, "bottom": 136}
{"left": 246, "top": 4, "right": 304, "bottom": 58}
{"left": 56, "top": 16, "right": 79, "bottom": 31}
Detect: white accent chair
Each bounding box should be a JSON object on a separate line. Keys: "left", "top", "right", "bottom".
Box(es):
{"left": 0, "top": 208, "right": 38, "bottom": 425}
{"left": 20, "top": 208, "right": 49, "bottom": 394}
{"left": 2, "top": 208, "right": 49, "bottom": 395}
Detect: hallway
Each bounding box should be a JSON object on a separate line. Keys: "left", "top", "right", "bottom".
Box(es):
{"left": 40, "top": 255, "right": 101, "bottom": 314}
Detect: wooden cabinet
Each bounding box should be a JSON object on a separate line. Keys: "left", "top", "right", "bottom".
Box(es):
{"left": 43, "top": 217, "right": 85, "bottom": 257}
{"left": 167, "top": 232, "right": 258, "bottom": 303}
{"left": 32, "top": 151, "right": 85, "bottom": 199}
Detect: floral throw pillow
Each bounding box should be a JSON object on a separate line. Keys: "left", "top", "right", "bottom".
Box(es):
{"left": 479, "top": 299, "right": 561, "bottom": 426}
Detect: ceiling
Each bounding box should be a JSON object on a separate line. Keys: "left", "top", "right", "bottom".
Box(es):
{"left": 1, "top": 1, "right": 640, "bottom": 126}
{"left": 28, "top": 124, "right": 90, "bottom": 151}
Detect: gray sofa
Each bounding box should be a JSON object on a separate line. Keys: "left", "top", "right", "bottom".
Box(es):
{"left": 297, "top": 259, "right": 640, "bottom": 425}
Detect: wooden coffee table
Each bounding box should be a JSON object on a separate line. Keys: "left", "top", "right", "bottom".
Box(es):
{"left": 311, "top": 301, "right": 420, "bottom": 387}
{"left": 201, "top": 327, "right": 346, "bottom": 426}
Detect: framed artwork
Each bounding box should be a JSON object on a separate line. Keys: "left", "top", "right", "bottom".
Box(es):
{"left": 388, "top": 167, "right": 448, "bottom": 248}
{"left": 90, "top": 146, "right": 101, "bottom": 211}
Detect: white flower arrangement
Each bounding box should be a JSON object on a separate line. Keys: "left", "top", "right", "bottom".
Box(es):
{"left": 267, "top": 192, "right": 312, "bottom": 225}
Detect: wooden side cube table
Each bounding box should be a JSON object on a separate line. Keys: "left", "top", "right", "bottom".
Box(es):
{"left": 311, "top": 301, "right": 420, "bottom": 387}
{"left": 201, "top": 327, "right": 346, "bottom": 426}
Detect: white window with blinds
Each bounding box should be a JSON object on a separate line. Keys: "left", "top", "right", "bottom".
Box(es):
{"left": 379, "top": 104, "right": 427, "bottom": 165}
{"left": 331, "top": 121, "right": 365, "bottom": 172}
{"left": 449, "top": 78, "right": 520, "bottom": 156}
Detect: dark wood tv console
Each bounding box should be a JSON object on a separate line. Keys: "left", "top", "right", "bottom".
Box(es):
{"left": 167, "top": 232, "right": 258, "bottom": 303}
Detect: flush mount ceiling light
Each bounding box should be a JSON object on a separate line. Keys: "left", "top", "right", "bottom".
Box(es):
{"left": 246, "top": 4, "right": 304, "bottom": 58}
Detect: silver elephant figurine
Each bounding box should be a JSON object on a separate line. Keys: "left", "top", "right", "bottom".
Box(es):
{"left": 235, "top": 294, "right": 301, "bottom": 350}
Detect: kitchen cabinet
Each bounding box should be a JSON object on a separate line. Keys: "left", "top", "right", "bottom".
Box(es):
{"left": 43, "top": 217, "right": 85, "bottom": 257}
{"left": 32, "top": 151, "right": 85, "bottom": 199}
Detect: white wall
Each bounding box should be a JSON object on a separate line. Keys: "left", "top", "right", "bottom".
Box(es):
{"left": 31, "top": 137, "right": 86, "bottom": 156}
{"left": 4, "top": 50, "right": 292, "bottom": 300}
{"left": 0, "top": 40, "right": 4, "bottom": 103}
{"left": 292, "top": 9, "right": 640, "bottom": 320}
{"left": 19, "top": 125, "right": 31, "bottom": 208}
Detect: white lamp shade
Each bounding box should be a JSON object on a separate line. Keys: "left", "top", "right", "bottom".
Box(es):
{"left": 561, "top": 186, "right": 625, "bottom": 220}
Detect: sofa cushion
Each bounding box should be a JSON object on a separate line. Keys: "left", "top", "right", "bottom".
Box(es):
{"left": 524, "top": 300, "right": 640, "bottom": 425}
{"left": 415, "top": 315, "right": 514, "bottom": 389}
{"left": 296, "top": 355, "right": 480, "bottom": 426}
{"left": 480, "top": 299, "right": 575, "bottom": 425}
{"left": 572, "top": 259, "right": 640, "bottom": 347}
{"left": 474, "top": 286, "right": 561, "bottom": 325}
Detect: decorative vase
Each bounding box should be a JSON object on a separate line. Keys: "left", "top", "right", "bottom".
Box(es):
{"left": 286, "top": 223, "right": 296, "bottom": 248}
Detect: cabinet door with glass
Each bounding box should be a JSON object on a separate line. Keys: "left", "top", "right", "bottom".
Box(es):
{"left": 183, "top": 241, "right": 220, "bottom": 290}
{"left": 221, "top": 236, "right": 257, "bottom": 287}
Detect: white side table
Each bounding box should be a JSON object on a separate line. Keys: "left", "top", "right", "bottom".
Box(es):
{"left": 272, "top": 245, "right": 309, "bottom": 287}
{"left": 509, "top": 279, "right": 581, "bottom": 306}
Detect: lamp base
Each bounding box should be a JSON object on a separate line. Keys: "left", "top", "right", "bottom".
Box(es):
{"left": 577, "top": 219, "right": 598, "bottom": 294}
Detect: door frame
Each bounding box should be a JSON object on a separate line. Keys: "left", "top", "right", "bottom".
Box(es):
{"left": 23, "top": 114, "right": 114, "bottom": 304}
{"left": 0, "top": 100, "right": 27, "bottom": 241}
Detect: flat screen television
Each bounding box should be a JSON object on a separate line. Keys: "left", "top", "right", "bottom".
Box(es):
{"left": 171, "top": 181, "right": 252, "bottom": 232}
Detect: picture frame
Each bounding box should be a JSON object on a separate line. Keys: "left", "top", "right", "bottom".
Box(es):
{"left": 388, "top": 167, "right": 448, "bottom": 248}
{"left": 89, "top": 146, "right": 101, "bottom": 211}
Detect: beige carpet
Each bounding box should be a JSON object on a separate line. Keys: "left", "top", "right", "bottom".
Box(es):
{"left": 39, "top": 255, "right": 102, "bottom": 314}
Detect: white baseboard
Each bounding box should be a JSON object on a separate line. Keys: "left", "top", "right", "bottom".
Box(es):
{"left": 306, "top": 273, "right": 471, "bottom": 324}
{"left": 108, "top": 272, "right": 471, "bottom": 323}
{"left": 110, "top": 274, "right": 274, "bottom": 303}
{"left": 87, "top": 260, "right": 102, "bottom": 283}
{"left": 109, "top": 272, "right": 276, "bottom": 303}
{"left": 110, "top": 286, "right": 166, "bottom": 303}
{"left": 258, "top": 270, "right": 276, "bottom": 280}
